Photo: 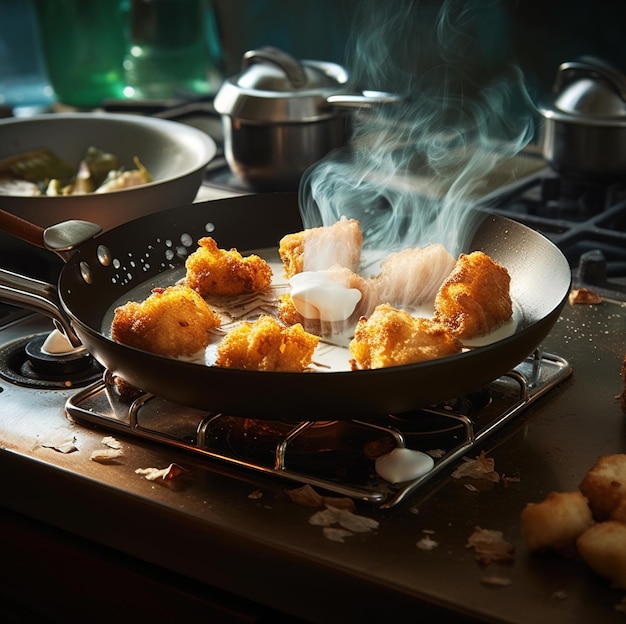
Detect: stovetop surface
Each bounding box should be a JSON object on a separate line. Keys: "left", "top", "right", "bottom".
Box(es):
{"left": 1, "top": 161, "right": 626, "bottom": 622}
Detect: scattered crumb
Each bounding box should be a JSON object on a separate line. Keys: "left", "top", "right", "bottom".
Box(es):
{"left": 248, "top": 490, "right": 263, "bottom": 500}
{"left": 90, "top": 447, "right": 124, "bottom": 463}
{"left": 452, "top": 451, "right": 500, "bottom": 483}
{"left": 416, "top": 534, "right": 439, "bottom": 550}
{"left": 102, "top": 436, "right": 122, "bottom": 449}
{"left": 40, "top": 430, "right": 77, "bottom": 454}
{"left": 286, "top": 484, "right": 356, "bottom": 512}
{"left": 135, "top": 462, "right": 188, "bottom": 482}
{"left": 551, "top": 591, "right": 568, "bottom": 601}
{"left": 466, "top": 527, "right": 515, "bottom": 565}
{"left": 309, "top": 505, "right": 379, "bottom": 541}
{"left": 481, "top": 574, "right": 512, "bottom": 587}
{"left": 569, "top": 288, "right": 602, "bottom": 305}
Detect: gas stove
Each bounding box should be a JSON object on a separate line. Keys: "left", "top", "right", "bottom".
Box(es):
{"left": 2, "top": 153, "right": 626, "bottom": 623}
{"left": 3, "top": 159, "right": 626, "bottom": 511}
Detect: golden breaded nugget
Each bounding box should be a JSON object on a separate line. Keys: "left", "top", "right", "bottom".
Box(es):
{"left": 349, "top": 303, "right": 462, "bottom": 370}
{"left": 577, "top": 521, "right": 626, "bottom": 589}
{"left": 215, "top": 315, "right": 319, "bottom": 372}
{"left": 433, "top": 251, "right": 512, "bottom": 339}
{"left": 278, "top": 216, "right": 362, "bottom": 279}
{"left": 185, "top": 236, "right": 272, "bottom": 297}
{"left": 111, "top": 284, "right": 221, "bottom": 357}
{"left": 580, "top": 454, "right": 626, "bottom": 521}
{"left": 520, "top": 491, "right": 594, "bottom": 552}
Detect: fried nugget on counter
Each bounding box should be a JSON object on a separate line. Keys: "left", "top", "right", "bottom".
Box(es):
{"left": 580, "top": 454, "right": 626, "bottom": 522}
{"left": 349, "top": 303, "right": 462, "bottom": 370}
{"left": 215, "top": 315, "right": 319, "bottom": 372}
{"left": 278, "top": 216, "right": 362, "bottom": 279}
{"left": 185, "top": 236, "right": 272, "bottom": 297}
{"left": 111, "top": 284, "right": 221, "bottom": 358}
{"left": 577, "top": 521, "right": 626, "bottom": 590}
{"left": 520, "top": 491, "right": 595, "bottom": 552}
{"left": 433, "top": 251, "right": 512, "bottom": 340}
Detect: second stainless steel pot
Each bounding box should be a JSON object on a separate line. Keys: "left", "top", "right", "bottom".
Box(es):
{"left": 214, "top": 47, "right": 402, "bottom": 191}
{"left": 538, "top": 56, "right": 626, "bottom": 180}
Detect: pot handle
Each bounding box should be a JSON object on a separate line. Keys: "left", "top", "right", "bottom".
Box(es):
{"left": 242, "top": 46, "right": 307, "bottom": 88}
{"left": 0, "top": 208, "right": 102, "bottom": 346}
{"left": 0, "top": 268, "right": 82, "bottom": 347}
{"left": 554, "top": 56, "right": 626, "bottom": 102}
{"left": 0, "top": 208, "right": 102, "bottom": 257}
{"left": 326, "top": 90, "right": 405, "bottom": 109}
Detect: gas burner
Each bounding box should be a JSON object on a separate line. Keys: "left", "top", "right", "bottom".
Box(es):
{"left": 65, "top": 351, "right": 571, "bottom": 507}
{"left": 0, "top": 333, "right": 103, "bottom": 389}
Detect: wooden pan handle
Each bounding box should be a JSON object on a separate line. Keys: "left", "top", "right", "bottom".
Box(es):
{"left": 0, "top": 208, "right": 45, "bottom": 248}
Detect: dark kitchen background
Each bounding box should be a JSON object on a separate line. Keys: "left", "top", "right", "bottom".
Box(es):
{"left": 2, "top": 0, "right": 626, "bottom": 117}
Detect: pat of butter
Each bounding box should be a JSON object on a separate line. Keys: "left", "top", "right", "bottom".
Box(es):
{"left": 290, "top": 271, "right": 362, "bottom": 323}
{"left": 375, "top": 447, "right": 435, "bottom": 483}
{"left": 41, "top": 329, "right": 84, "bottom": 355}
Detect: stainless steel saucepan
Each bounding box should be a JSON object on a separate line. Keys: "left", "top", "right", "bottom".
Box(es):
{"left": 214, "top": 47, "right": 403, "bottom": 191}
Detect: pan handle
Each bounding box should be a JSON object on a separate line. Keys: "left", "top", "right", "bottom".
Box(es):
{"left": 0, "top": 268, "right": 82, "bottom": 347}
{"left": 0, "top": 208, "right": 102, "bottom": 258}
{"left": 0, "top": 207, "right": 45, "bottom": 248}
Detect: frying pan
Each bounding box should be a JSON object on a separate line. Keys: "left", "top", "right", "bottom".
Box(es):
{"left": 0, "top": 192, "right": 571, "bottom": 422}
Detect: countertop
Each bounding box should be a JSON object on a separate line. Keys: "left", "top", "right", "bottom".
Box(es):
{"left": 0, "top": 291, "right": 625, "bottom": 622}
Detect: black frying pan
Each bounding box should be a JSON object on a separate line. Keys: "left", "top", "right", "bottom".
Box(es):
{"left": 0, "top": 192, "right": 571, "bottom": 422}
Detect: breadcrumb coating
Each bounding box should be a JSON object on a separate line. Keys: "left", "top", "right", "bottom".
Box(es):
{"left": 349, "top": 303, "right": 462, "bottom": 370}
{"left": 278, "top": 217, "right": 362, "bottom": 279}
{"left": 577, "top": 521, "right": 626, "bottom": 589}
{"left": 520, "top": 491, "right": 594, "bottom": 552}
{"left": 111, "top": 284, "right": 221, "bottom": 357}
{"left": 185, "top": 236, "right": 272, "bottom": 297}
{"left": 434, "top": 251, "right": 512, "bottom": 339}
{"left": 215, "top": 315, "right": 319, "bottom": 372}
{"left": 580, "top": 453, "right": 626, "bottom": 521}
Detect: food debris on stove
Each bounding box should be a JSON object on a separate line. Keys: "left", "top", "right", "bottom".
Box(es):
{"left": 135, "top": 462, "right": 191, "bottom": 491}
{"left": 40, "top": 430, "right": 78, "bottom": 454}
{"left": 90, "top": 437, "right": 124, "bottom": 463}
{"left": 568, "top": 287, "right": 603, "bottom": 305}
{"left": 285, "top": 484, "right": 356, "bottom": 512}
{"left": 416, "top": 531, "right": 439, "bottom": 551}
{"left": 309, "top": 505, "right": 380, "bottom": 542}
{"left": 466, "top": 527, "right": 515, "bottom": 565}
{"left": 451, "top": 450, "right": 500, "bottom": 483}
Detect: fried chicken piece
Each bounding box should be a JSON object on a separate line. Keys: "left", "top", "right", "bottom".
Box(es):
{"left": 580, "top": 454, "right": 626, "bottom": 521}
{"left": 349, "top": 303, "right": 462, "bottom": 370}
{"left": 520, "top": 491, "right": 595, "bottom": 552}
{"left": 215, "top": 315, "right": 319, "bottom": 372}
{"left": 278, "top": 216, "right": 362, "bottom": 279}
{"left": 185, "top": 236, "right": 272, "bottom": 297}
{"left": 111, "top": 284, "right": 221, "bottom": 357}
{"left": 433, "top": 251, "right": 512, "bottom": 340}
{"left": 371, "top": 243, "right": 456, "bottom": 308}
{"left": 276, "top": 293, "right": 304, "bottom": 327}
{"left": 577, "top": 521, "right": 626, "bottom": 589}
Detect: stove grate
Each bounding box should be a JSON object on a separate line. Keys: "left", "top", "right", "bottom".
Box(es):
{"left": 65, "top": 350, "right": 571, "bottom": 508}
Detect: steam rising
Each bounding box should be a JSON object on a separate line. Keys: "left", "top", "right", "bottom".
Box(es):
{"left": 299, "top": 0, "right": 535, "bottom": 257}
